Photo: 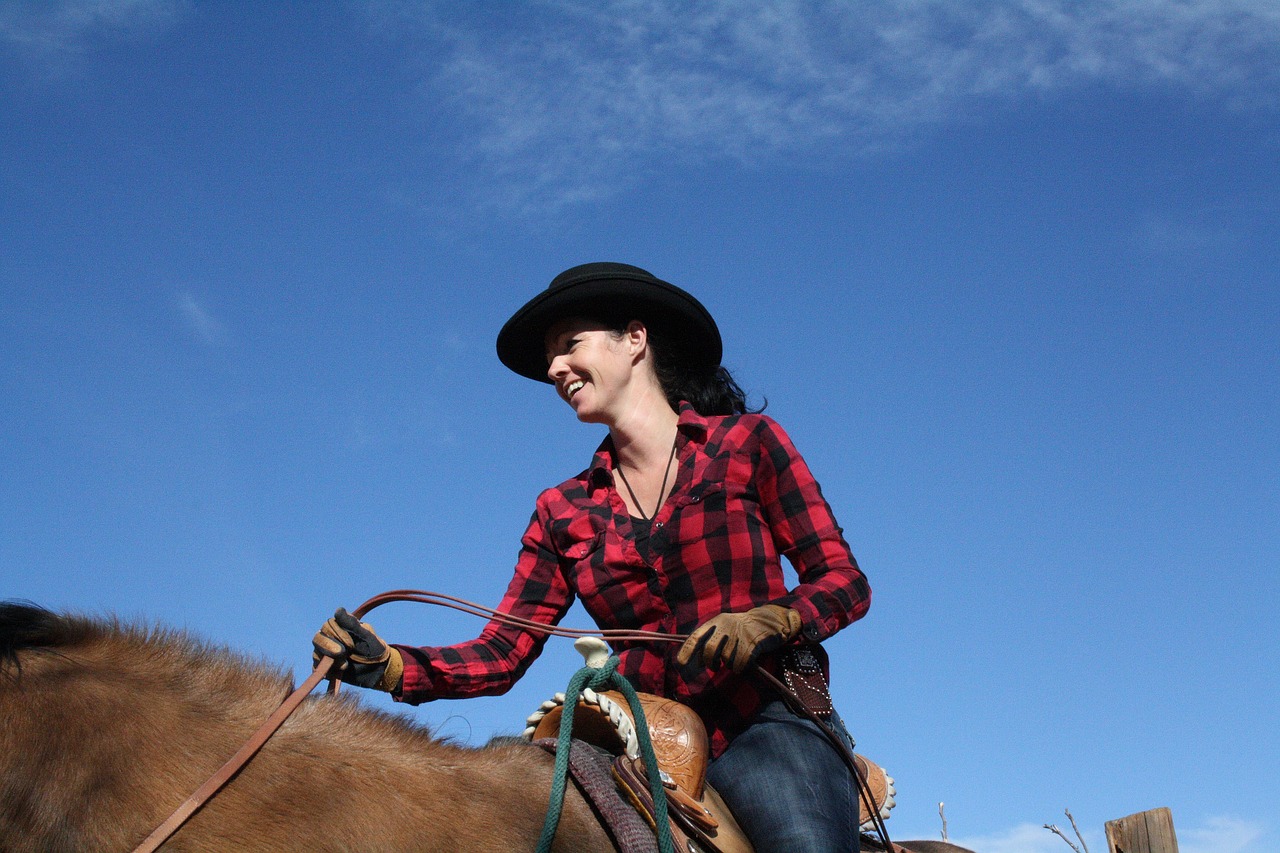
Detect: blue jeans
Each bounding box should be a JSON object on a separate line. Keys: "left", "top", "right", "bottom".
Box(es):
{"left": 706, "top": 700, "right": 860, "bottom": 853}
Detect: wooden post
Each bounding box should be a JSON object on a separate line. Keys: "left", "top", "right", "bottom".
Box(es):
{"left": 1106, "top": 808, "right": 1179, "bottom": 853}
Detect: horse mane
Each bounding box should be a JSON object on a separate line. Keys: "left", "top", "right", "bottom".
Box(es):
{"left": 0, "top": 599, "right": 449, "bottom": 746}
{"left": 0, "top": 600, "right": 85, "bottom": 676}
{"left": 0, "top": 599, "right": 295, "bottom": 699}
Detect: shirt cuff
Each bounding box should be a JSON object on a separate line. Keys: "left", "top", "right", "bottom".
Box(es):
{"left": 390, "top": 644, "right": 435, "bottom": 704}
{"left": 775, "top": 595, "right": 829, "bottom": 643}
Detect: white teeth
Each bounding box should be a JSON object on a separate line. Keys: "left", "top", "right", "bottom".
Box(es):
{"left": 566, "top": 380, "right": 585, "bottom": 397}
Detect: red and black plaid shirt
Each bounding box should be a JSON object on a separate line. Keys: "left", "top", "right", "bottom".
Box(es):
{"left": 395, "top": 404, "right": 870, "bottom": 755}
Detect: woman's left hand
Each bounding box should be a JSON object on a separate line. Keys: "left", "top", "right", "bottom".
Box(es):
{"left": 677, "top": 605, "right": 802, "bottom": 674}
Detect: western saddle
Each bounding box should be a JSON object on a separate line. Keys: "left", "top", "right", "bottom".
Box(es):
{"left": 523, "top": 685, "right": 894, "bottom": 853}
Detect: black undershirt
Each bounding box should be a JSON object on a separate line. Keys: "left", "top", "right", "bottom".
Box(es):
{"left": 629, "top": 516, "right": 653, "bottom": 563}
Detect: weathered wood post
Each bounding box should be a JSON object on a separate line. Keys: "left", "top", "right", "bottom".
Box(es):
{"left": 1105, "top": 808, "right": 1179, "bottom": 853}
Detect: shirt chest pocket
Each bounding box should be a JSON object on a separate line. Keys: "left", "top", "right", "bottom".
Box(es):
{"left": 559, "top": 532, "right": 604, "bottom": 563}
{"left": 667, "top": 481, "right": 729, "bottom": 545}
{"left": 668, "top": 465, "right": 767, "bottom": 550}
{"left": 549, "top": 511, "right": 607, "bottom": 566}
{"left": 560, "top": 528, "right": 654, "bottom": 619}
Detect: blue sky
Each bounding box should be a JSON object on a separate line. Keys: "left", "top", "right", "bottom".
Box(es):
{"left": 2, "top": 2, "right": 1277, "bottom": 850}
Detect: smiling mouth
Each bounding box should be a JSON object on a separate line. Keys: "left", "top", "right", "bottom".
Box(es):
{"left": 565, "top": 380, "right": 585, "bottom": 399}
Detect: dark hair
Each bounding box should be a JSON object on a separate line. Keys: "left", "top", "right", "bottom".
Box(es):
{"left": 599, "top": 315, "right": 764, "bottom": 416}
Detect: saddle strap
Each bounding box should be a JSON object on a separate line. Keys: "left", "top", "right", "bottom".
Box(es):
{"left": 613, "top": 757, "right": 693, "bottom": 853}
{"left": 613, "top": 756, "right": 755, "bottom": 853}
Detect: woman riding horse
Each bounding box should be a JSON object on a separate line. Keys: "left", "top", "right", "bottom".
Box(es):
{"left": 315, "top": 262, "right": 872, "bottom": 852}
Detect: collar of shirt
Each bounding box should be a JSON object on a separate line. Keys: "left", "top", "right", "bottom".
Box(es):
{"left": 585, "top": 401, "right": 710, "bottom": 490}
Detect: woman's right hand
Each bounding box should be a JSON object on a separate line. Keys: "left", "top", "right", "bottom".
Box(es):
{"left": 677, "top": 604, "right": 803, "bottom": 674}
{"left": 312, "top": 607, "right": 404, "bottom": 692}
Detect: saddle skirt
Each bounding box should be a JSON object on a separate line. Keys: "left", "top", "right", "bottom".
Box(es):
{"left": 523, "top": 688, "right": 895, "bottom": 852}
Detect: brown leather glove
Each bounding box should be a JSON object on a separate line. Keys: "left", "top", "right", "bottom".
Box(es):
{"left": 676, "top": 604, "right": 803, "bottom": 674}
{"left": 312, "top": 607, "right": 404, "bottom": 692}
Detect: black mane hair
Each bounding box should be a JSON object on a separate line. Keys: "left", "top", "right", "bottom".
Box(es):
{"left": 0, "top": 601, "right": 68, "bottom": 676}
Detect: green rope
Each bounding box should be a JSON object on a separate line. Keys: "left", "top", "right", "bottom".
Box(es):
{"left": 536, "top": 656, "right": 675, "bottom": 853}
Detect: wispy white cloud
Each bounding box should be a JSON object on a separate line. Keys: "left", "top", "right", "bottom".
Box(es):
{"left": 0, "top": 0, "right": 186, "bottom": 69}
{"left": 369, "top": 0, "right": 1280, "bottom": 210}
{"left": 948, "top": 821, "right": 1097, "bottom": 853}
{"left": 1179, "top": 815, "right": 1266, "bottom": 853}
{"left": 943, "top": 814, "right": 1268, "bottom": 853}
{"left": 177, "top": 292, "right": 225, "bottom": 345}
{"left": 1135, "top": 213, "right": 1239, "bottom": 256}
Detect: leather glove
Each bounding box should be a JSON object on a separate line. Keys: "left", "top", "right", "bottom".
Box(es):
{"left": 676, "top": 604, "right": 803, "bottom": 674}
{"left": 312, "top": 607, "right": 404, "bottom": 692}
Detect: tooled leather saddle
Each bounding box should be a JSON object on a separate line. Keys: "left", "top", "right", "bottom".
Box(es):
{"left": 523, "top": 688, "right": 894, "bottom": 853}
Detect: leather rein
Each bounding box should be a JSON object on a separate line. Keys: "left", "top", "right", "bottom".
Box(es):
{"left": 131, "top": 589, "right": 892, "bottom": 852}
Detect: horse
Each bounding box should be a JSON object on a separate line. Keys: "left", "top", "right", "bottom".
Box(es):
{"left": 0, "top": 601, "right": 974, "bottom": 853}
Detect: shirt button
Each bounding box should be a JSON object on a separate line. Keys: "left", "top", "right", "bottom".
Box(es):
{"left": 655, "top": 521, "right": 664, "bottom": 529}
{"left": 690, "top": 495, "right": 701, "bottom": 503}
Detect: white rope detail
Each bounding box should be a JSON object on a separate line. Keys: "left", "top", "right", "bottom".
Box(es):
{"left": 523, "top": 688, "right": 641, "bottom": 759}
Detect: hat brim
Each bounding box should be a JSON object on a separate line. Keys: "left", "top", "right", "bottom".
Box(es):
{"left": 496, "top": 267, "right": 722, "bottom": 383}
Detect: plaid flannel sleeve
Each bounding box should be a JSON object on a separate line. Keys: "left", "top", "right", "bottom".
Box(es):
{"left": 753, "top": 417, "right": 871, "bottom": 641}
{"left": 394, "top": 496, "right": 575, "bottom": 703}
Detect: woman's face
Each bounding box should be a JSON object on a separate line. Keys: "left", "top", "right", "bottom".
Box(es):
{"left": 544, "top": 317, "right": 643, "bottom": 424}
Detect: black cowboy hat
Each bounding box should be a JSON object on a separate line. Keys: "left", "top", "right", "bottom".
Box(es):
{"left": 496, "top": 262, "right": 722, "bottom": 383}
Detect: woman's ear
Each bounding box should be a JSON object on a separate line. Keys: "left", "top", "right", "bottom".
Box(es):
{"left": 625, "top": 320, "right": 648, "bottom": 356}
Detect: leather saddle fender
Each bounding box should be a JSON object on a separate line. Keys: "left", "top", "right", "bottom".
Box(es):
{"left": 525, "top": 688, "right": 752, "bottom": 853}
